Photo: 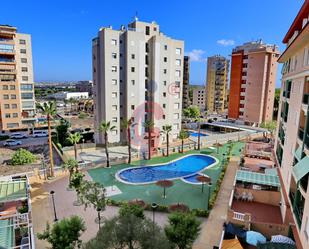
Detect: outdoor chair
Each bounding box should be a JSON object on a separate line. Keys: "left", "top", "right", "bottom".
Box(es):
{"left": 241, "top": 192, "right": 248, "bottom": 201}
{"left": 247, "top": 192, "right": 254, "bottom": 202}
{"left": 234, "top": 191, "right": 241, "bottom": 201}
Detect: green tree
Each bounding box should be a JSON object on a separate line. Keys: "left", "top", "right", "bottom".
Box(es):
{"left": 38, "top": 215, "right": 86, "bottom": 249}
{"left": 161, "top": 125, "right": 172, "bottom": 157}
{"left": 70, "top": 171, "right": 85, "bottom": 206}
{"left": 260, "top": 120, "right": 277, "bottom": 139}
{"left": 183, "top": 106, "right": 201, "bottom": 150}
{"left": 98, "top": 121, "right": 116, "bottom": 167}
{"left": 36, "top": 101, "right": 57, "bottom": 177}
{"left": 119, "top": 203, "right": 145, "bottom": 219}
{"left": 178, "top": 130, "right": 189, "bottom": 153}
{"left": 273, "top": 88, "right": 281, "bottom": 119}
{"left": 66, "top": 132, "right": 82, "bottom": 160}
{"left": 63, "top": 158, "right": 78, "bottom": 188}
{"left": 143, "top": 120, "right": 154, "bottom": 160}
{"left": 56, "top": 119, "right": 70, "bottom": 146}
{"left": 83, "top": 214, "right": 171, "bottom": 249}
{"left": 165, "top": 212, "right": 201, "bottom": 249}
{"left": 11, "top": 149, "right": 36, "bottom": 165}
{"left": 121, "top": 118, "right": 133, "bottom": 164}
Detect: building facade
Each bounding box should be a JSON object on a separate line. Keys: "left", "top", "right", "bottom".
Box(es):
{"left": 51, "top": 91, "right": 89, "bottom": 100}
{"left": 182, "top": 56, "right": 191, "bottom": 109}
{"left": 274, "top": 2, "right": 309, "bottom": 249}
{"left": 76, "top": 80, "right": 93, "bottom": 97}
{"left": 228, "top": 41, "right": 279, "bottom": 125}
{"left": 0, "top": 25, "right": 35, "bottom": 131}
{"left": 93, "top": 19, "right": 184, "bottom": 146}
{"left": 206, "top": 55, "right": 229, "bottom": 114}
{"left": 192, "top": 85, "right": 206, "bottom": 111}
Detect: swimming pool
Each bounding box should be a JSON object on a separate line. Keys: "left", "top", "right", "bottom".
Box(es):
{"left": 116, "top": 154, "right": 218, "bottom": 185}
{"left": 188, "top": 131, "right": 208, "bottom": 137}
{"left": 182, "top": 173, "right": 209, "bottom": 185}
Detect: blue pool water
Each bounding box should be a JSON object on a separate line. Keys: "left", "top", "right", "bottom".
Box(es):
{"left": 117, "top": 154, "right": 216, "bottom": 184}
{"left": 183, "top": 174, "right": 204, "bottom": 184}
{"left": 188, "top": 131, "right": 208, "bottom": 137}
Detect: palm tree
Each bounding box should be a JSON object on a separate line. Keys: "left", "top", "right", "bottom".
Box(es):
{"left": 36, "top": 101, "right": 57, "bottom": 177}
{"left": 179, "top": 130, "right": 189, "bottom": 153}
{"left": 183, "top": 106, "right": 201, "bottom": 150}
{"left": 161, "top": 125, "right": 172, "bottom": 157}
{"left": 63, "top": 158, "right": 78, "bottom": 189}
{"left": 121, "top": 118, "right": 133, "bottom": 164}
{"left": 143, "top": 120, "right": 154, "bottom": 160}
{"left": 99, "top": 121, "right": 116, "bottom": 167}
{"left": 67, "top": 132, "right": 82, "bottom": 160}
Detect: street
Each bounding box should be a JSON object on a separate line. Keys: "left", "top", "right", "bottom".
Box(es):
{"left": 0, "top": 136, "right": 48, "bottom": 149}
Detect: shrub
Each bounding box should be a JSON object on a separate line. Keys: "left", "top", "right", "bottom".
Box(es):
{"left": 78, "top": 112, "right": 88, "bottom": 119}
{"left": 119, "top": 203, "right": 145, "bottom": 219}
{"left": 11, "top": 149, "right": 36, "bottom": 166}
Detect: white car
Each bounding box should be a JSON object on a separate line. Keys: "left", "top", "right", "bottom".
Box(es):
{"left": 32, "top": 130, "right": 48, "bottom": 137}
{"left": 10, "top": 132, "right": 27, "bottom": 139}
{"left": 3, "top": 139, "right": 22, "bottom": 146}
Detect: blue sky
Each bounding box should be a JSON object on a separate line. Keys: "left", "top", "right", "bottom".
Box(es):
{"left": 0, "top": 0, "right": 303, "bottom": 87}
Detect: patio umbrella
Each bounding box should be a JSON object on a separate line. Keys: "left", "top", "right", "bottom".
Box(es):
{"left": 128, "top": 199, "right": 147, "bottom": 209}
{"left": 196, "top": 174, "right": 211, "bottom": 193}
{"left": 246, "top": 231, "right": 266, "bottom": 246}
{"left": 156, "top": 180, "right": 173, "bottom": 198}
{"left": 271, "top": 235, "right": 296, "bottom": 245}
{"left": 168, "top": 203, "right": 189, "bottom": 213}
{"left": 214, "top": 141, "right": 223, "bottom": 154}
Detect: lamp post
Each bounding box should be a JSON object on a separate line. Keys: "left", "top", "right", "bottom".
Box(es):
{"left": 82, "top": 138, "right": 85, "bottom": 153}
{"left": 97, "top": 207, "right": 102, "bottom": 230}
{"left": 207, "top": 182, "right": 213, "bottom": 210}
{"left": 50, "top": 191, "right": 58, "bottom": 222}
{"left": 151, "top": 202, "right": 158, "bottom": 226}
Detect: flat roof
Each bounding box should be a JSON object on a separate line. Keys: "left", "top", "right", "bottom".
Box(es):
{"left": 236, "top": 170, "right": 280, "bottom": 187}
{"left": 0, "top": 180, "right": 27, "bottom": 203}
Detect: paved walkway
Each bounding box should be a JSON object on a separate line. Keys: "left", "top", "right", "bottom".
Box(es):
{"left": 193, "top": 157, "right": 239, "bottom": 249}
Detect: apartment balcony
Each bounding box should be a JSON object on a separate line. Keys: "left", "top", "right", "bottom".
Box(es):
{"left": 240, "top": 92, "right": 246, "bottom": 96}
{"left": 0, "top": 58, "right": 15, "bottom": 65}
{"left": 0, "top": 49, "right": 15, "bottom": 55}
{"left": 241, "top": 84, "right": 246, "bottom": 88}
{"left": 240, "top": 100, "right": 245, "bottom": 104}
{"left": 0, "top": 69, "right": 16, "bottom": 74}
{"left": 0, "top": 38, "right": 14, "bottom": 45}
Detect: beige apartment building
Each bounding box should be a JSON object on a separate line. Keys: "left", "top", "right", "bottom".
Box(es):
{"left": 274, "top": 2, "right": 309, "bottom": 249}
{"left": 182, "top": 55, "right": 191, "bottom": 109}
{"left": 192, "top": 85, "right": 206, "bottom": 111}
{"left": 93, "top": 19, "right": 184, "bottom": 147}
{"left": 228, "top": 41, "right": 279, "bottom": 125}
{"left": 206, "top": 55, "right": 229, "bottom": 114}
{"left": 0, "top": 25, "right": 35, "bottom": 131}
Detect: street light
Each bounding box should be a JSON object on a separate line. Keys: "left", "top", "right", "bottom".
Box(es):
{"left": 81, "top": 138, "right": 85, "bottom": 153}
{"left": 96, "top": 207, "right": 102, "bottom": 230}
{"left": 207, "top": 182, "right": 213, "bottom": 210}
{"left": 50, "top": 190, "right": 58, "bottom": 222}
{"left": 151, "top": 202, "right": 158, "bottom": 226}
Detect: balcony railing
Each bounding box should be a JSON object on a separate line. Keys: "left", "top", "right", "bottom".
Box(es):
{"left": 233, "top": 211, "right": 246, "bottom": 221}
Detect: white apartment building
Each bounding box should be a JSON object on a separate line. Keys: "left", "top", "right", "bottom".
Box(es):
{"left": 0, "top": 25, "right": 36, "bottom": 131}
{"left": 92, "top": 19, "right": 184, "bottom": 147}
{"left": 51, "top": 91, "right": 89, "bottom": 100}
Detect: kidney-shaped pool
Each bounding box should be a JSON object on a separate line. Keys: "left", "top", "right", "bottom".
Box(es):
{"left": 116, "top": 154, "right": 218, "bottom": 185}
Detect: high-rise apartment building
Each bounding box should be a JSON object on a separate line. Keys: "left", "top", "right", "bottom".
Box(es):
{"left": 93, "top": 19, "right": 184, "bottom": 147}
{"left": 182, "top": 56, "right": 191, "bottom": 109}
{"left": 192, "top": 86, "right": 206, "bottom": 111}
{"left": 228, "top": 41, "right": 279, "bottom": 125}
{"left": 0, "top": 25, "right": 35, "bottom": 131}
{"left": 206, "top": 55, "right": 229, "bottom": 114}
{"left": 274, "top": 2, "right": 309, "bottom": 249}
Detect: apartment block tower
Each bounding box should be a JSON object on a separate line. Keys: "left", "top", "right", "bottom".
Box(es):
{"left": 228, "top": 41, "right": 279, "bottom": 125}
{"left": 274, "top": 2, "right": 309, "bottom": 248}
{"left": 0, "top": 25, "right": 35, "bottom": 131}
{"left": 182, "top": 56, "right": 191, "bottom": 109}
{"left": 93, "top": 19, "right": 184, "bottom": 147}
{"left": 192, "top": 86, "right": 206, "bottom": 111}
{"left": 206, "top": 55, "right": 229, "bottom": 114}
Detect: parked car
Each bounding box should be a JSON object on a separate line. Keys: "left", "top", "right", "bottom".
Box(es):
{"left": 10, "top": 132, "right": 27, "bottom": 139}
{"left": 32, "top": 130, "right": 48, "bottom": 137}
{"left": 3, "top": 139, "right": 22, "bottom": 146}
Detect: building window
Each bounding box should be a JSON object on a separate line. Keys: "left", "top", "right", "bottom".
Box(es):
{"left": 2, "top": 85, "right": 8, "bottom": 90}
{"left": 175, "top": 70, "right": 181, "bottom": 77}
{"left": 111, "top": 39, "right": 117, "bottom": 45}
{"left": 176, "top": 59, "right": 181, "bottom": 66}
{"left": 21, "top": 93, "right": 33, "bottom": 99}
{"left": 145, "top": 26, "right": 150, "bottom": 35}
{"left": 7, "top": 123, "right": 19, "bottom": 128}
{"left": 22, "top": 76, "right": 28, "bottom": 81}
{"left": 131, "top": 67, "right": 135, "bottom": 72}
{"left": 163, "top": 104, "right": 166, "bottom": 108}
{"left": 131, "top": 80, "right": 135, "bottom": 85}
{"left": 3, "top": 94, "right": 9, "bottom": 99}
{"left": 20, "top": 49, "right": 26, "bottom": 54}
{"left": 176, "top": 48, "right": 182, "bottom": 55}
{"left": 112, "top": 105, "right": 117, "bottom": 111}
{"left": 173, "top": 123, "right": 179, "bottom": 130}
{"left": 164, "top": 45, "right": 168, "bottom": 50}
{"left": 20, "top": 84, "right": 33, "bottom": 90}
{"left": 4, "top": 104, "right": 9, "bottom": 109}
{"left": 10, "top": 85, "right": 15, "bottom": 90}
{"left": 12, "top": 104, "right": 17, "bottom": 109}
{"left": 112, "top": 117, "right": 117, "bottom": 122}
{"left": 163, "top": 92, "right": 166, "bottom": 97}
{"left": 112, "top": 92, "right": 117, "bottom": 98}
{"left": 19, "top": 39, "right": 26, "bottom": 45}
{"left": 164, "top": 81, "right": 167, "bottom": 86}
{"left": 174, "top": 103, "right": 180, "bottom": 109}
{"left": 21, "top": 58, "right": 27, "bottom": 63}
{"left": 163, "top": 69, "right": 167, "bottom": 74}
{"left": 131, "top": 54, "right": 135, "bottom": 59}
{"left": 111, "top": 66, "right": 117, "bottom": 72}
{"left": 112, "top": 53, "right": 117, "bottom": 59}
{"left": 131, "top": 105, "right": 135, "bottom": 110}
{"left": 174, "top": 113, "right": 179, "bottom": 119}
{"left": 112, "top": 79, "right": 117, "bottom": 85}
{"left": 12, "top": 113, "right": 18, "bottom": 118}
{"left": 164, "top": 57, "right": 167, "bottom": 62}
{"left": 5, "top": 113, "right": 11, "bottom": 118}
{"left": 163, "top": 115, "right": 166, "bottom": 120}
{"left": 22, "top": 67, "right": 28, "bottom": 72}
{"left": 112, "top": 130, "right": 118, "bottom": 135}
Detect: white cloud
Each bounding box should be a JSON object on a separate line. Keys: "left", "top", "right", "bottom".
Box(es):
{"left": 185, "top": 49, "right": 206, "bottom": 62}
{"left": 217, "top": 39, "right": 235, "bottom": 46}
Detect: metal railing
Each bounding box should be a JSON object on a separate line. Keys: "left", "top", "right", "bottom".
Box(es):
{"left": 233, "top": 211, "right": 245, "bottom": 221}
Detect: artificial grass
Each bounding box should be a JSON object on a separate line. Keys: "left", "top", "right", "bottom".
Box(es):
{"left": 88, "top": 142, "right": 244, "bottom": 210}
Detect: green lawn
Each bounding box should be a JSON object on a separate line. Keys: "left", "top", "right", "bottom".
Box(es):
{"left": 88, "top": 142, "right": 244, "bottom": 210}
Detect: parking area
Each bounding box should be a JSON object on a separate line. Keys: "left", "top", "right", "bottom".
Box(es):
{"left": 0, "top": 132, "right": 48, "bottom": 149}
